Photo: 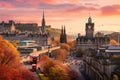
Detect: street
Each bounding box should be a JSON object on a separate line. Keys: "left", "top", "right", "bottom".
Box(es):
{"left": 64, "top": 56, "right": 85, "bottom": 80}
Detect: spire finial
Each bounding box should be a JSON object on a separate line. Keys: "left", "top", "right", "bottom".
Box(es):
{"left": 43, "top": 11, "right": 44, "bottom": 19}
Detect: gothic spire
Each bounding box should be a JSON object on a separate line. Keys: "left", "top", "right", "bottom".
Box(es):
{"left": 61, "top": 25, "right": 63, "bottom": 34}
{"left": 42, "top": 11, "right": 45, "bottom": 33}
{"left": 64, "top": 25, "right": 66, "bottom": 34}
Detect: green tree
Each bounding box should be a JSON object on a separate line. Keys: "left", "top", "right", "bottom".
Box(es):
{"left": 76, "top": 48, "right": 84, "bottom": 57}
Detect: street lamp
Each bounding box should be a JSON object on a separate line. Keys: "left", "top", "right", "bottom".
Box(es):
{"left": 47, "top": 45, "right": 51, "bottom": 57}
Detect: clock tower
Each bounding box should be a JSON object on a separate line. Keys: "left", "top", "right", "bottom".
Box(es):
{"left": 85, "top": 16, "right": 94, "bottom": 38}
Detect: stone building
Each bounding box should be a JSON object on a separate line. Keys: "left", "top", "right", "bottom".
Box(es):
{"left": 83, "top": 45, "right": 120, "bottom": 80}
{"left": 76, "top": 16, "right": 110, "bottom": 50}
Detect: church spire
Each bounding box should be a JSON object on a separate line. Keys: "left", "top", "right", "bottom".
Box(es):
{"left": 41, "top": 11, "right": 45, "bottom": 33}
{"left": 64, "top": 25, "right": 66, "bottom": 34}
{"left": 60, "top": 25, "right": 67, "bottom": 43}
{"left": 61, "top": 25, "right": 63, "bottom": 34}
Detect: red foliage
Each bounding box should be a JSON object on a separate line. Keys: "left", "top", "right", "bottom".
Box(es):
{"left": 0, "top": 65, "right": 37, "bottom": 80}
{"left": 67, "top": 68, "right": 80, "bottom": 80}
{"left": 0, "top": 37, "right": 20, "bottom": 67}
{"left": 61, "top": 43, "right": 70, "bottom": 51}
{"left": 0, "top": 36, "right": 37, "bottom": 80}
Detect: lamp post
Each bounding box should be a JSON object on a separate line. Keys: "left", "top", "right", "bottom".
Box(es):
{"left": 48, "top": 45, "right": 51, "bottom": 57}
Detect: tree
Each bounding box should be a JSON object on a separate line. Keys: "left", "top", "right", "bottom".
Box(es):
{"left": 61, "top": 43, "right": 70, "bottom": 51}
{"left": 0, "top": 65, "right": 37, "bottom": 80}
{"left": 76, "top": 48, "right": 84, "bottom": 57}
{"left": 67, "top": 69, "right": 80, "bottom": 80}
{"left": 49, "top": 65, "right": 69, "bottom": 80}
{"left": 0, "top": 36, "right": 20, "bottom": 67}
{"left": 50, "top": 37, "right": 60, "bottom": 46}
{"left": 53, "top": 49, "right": 68, "bottom": 61}
{"left": 110, "top": 39, "right": 118, "bottom": 45}
{"left": 0, "top": 35, "right": 37, "bottom": 80}
{"left": 67, "top": 40, "right": 76, "bottom": 51}
{"left": 39, "top": 56, "right": 81, "bottom": 80}
{"left": 43, "top": 59, "right": 56, "bottom": 76}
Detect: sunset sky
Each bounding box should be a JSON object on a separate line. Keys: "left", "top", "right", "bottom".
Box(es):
{"left": 0, "top": 0, "right": 120, "bottom": 35}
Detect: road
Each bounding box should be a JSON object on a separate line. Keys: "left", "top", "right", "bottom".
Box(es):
{"left": 20, "top": 46, "right": 60, "bottom": 80}
{"left": 21, "top": 55, "right": 41, "bottom": 80}
{"left": 65, "top": 56, "right": 85, "bottom": 80}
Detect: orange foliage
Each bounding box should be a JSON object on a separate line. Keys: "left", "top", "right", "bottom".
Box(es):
{"left": 38, "top": 55, "right": 53, "bottom": 71}
{"left": 0, "top": 65, "right": 37, "bottom": 80}
{"left": 50, "top": 37, "right": 60, "bottom": 46}
{"left": 0, "top": 36, "right": 20, "bottom": 67}
{"left": 0, "top": 35, "right": 37, "bottom": 80}
{"left": 53, "top": 49, "right": 68, "bottom": 61}
{"left": 110, "top": 39, "right": 118, "bottom": 45}
{"left": 43, "top": 59, "right": 56, "bottom": 76}
{"left": 38, "top": 56, "right": 80, "bottom": 80}
{"left": 39, "top": 56, "right": 70, "bottom": 80}
{"left": 61, "top": 43, "right": 70, "bottom": 51}
{"left": 49, "top": 65, "right": 70, "bottom": 80}
{"left": 67, "top": 40, "right": 76, "bottom": 50}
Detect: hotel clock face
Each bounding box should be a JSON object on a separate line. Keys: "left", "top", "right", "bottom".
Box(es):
{"left": 88, "top": 25, "right": 91, "bottom": 29}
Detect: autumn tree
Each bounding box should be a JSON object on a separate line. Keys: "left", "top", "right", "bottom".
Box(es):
{"left": 43, "top": 59, "right": 56, "bottom": 76}
{"left": 0, "top": 35, "right": 37, "bottom": 80}
{"left": 0, "top": 65, "right": 37, "bottom": 80}
{"left": 39, "top": 56, "right": 70, "bottom": 80}
{"left": 66, "top": 67, "right": 81, "bottom": 80}
{"left": 50, "top": 37, "right": 60, "bottom": 46}
{"left": 53, "top": 49, "right": 68, "bottom": 61}
{"left": 39, "top": 55, "right": 81, "bottom": 80}
{"left": 61, "top": 43, "right": 70, "bottom": 51}
{"left": 49, "top": 65, "right": 69, "bottom": 80}
{"left": 0, "top": 36, "right": 20, "bottom": 67}
{"left": 67, "top": 40, "right": 76, "bottom": 51}
{"left": 110, "top": 39, "right": 118, "bottom": 45}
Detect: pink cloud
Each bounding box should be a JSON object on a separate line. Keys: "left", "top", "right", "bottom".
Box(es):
{"left": 84, "top": 3, "right": 99, "bottom": 7}
{"left": 67, "top": 6, "right": 97, "bottom": 12}
{"left": 0, "top": 1, "right": 14, "bottom": 8}
{"left": 26, "top": 0, "right": 57, "bottom": 5}
{"left": 101, "top": 4, "right": 120, "bottom": 16}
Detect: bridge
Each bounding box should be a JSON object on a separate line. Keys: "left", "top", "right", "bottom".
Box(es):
{"left": 21, "top": 46, "right": 60, "bottom": 62}
{"left": 30, "top": 46, "right": 60, "bottom": 56}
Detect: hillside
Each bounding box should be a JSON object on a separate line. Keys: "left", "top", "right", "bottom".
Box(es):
{"left": 46, "top": 28, "right": 75, "bottom": 40}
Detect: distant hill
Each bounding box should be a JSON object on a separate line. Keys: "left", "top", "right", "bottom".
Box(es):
{"left": 95, "top": 30, "right": 114, "bottom": 35}
{"left": 46, "top": 27, "right": 75, "bottom": 40}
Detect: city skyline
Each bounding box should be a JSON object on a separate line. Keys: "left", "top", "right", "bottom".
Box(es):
{"left": 0, "top": 0, "right": 120, "bottom": 35}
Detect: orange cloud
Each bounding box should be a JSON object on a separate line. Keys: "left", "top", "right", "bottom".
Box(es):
{"left": 101, "top": 4, "right": 120, "bottom": 16}
{"left": 0, "top": 1, "right": 14, "bottom": 8}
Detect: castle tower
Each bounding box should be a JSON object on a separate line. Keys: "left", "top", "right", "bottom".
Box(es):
{"left": 10, "top": 21, "right": 16, "bottom": 32}
{"left": 85, "top": 16, "right": 94, "bottom": 38}
{"left": 41, "top": 11, "right": 45, "bottom": 33}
